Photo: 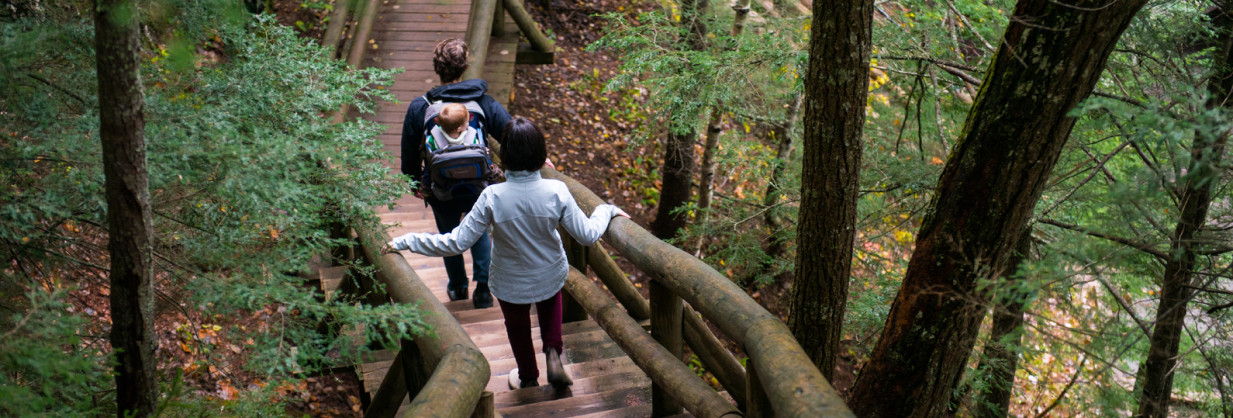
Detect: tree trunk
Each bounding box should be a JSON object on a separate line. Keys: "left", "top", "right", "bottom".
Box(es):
{"left": 691, "top": 0, "right": 753, "bottom": 254}
{"left": 787, "top": 0, "right": 872, "bottom": 381}
{"left": 1136, "top": 7, "right": 1233, "bottom": 417}
{"left": 651, "top": 0, "right": 708, "bottom": 240}
{"left": 971, "top": 232, "right": 1033, "bottom": 418}
{"left": 762, "top": 94, "right": 802, "bottom": 264}
{"left": 653, "top": 130, "right": 696, "bottom": 240}
{"left": 96, "top": 0, "right": 158, "bottom": 414}
{"left": 846, "top": 1, "right": 1147, "bottom": 416}
{"left": 691, "top": 111, "right": 723, "bottom": 253}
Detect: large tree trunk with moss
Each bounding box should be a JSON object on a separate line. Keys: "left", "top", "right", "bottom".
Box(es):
{"left": 96, "top": 0, "right": 158, "bottom": 414}
{"left": 1135, "top": 7, "right": 1233, "bottom": 417}
{"left": 651, "top": 0, "right": 708, "bottom": 240}
{"left": 971, "top": 232, "right": 1033, "bottom": 418}
{"left": 846, "top": 1, "right": 1147, "bottom": 416}
{"left": 787, "top": 0, "right": 871, "bottom": 380}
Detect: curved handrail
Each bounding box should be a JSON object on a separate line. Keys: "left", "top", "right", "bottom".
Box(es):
{"left": 564, "top": 268, "right": 741, "bottom": 417}
{"left": 356, "top": 223, "right": 491, "bottom": 418}
{"left": 542, "top": 167, "right": 853, "bottom": 417}
{"left": 501, "top": 0, "right": 554, "bottom": 53}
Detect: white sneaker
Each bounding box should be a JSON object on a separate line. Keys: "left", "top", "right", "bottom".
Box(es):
{"left": 508, "top": 367, "right": 538, "bottom": 389}
{"left": 508, "top": 368, "right": 521, "bottom": 390}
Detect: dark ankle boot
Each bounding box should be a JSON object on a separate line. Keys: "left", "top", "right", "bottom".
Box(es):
{"left": 546, "top": 347, "right": 572, "bottom": 387}
{"left": 446, "top": 285, "right": 468, "bottom": 301}
{"left": 472, "top": 283, "right": 492, "bottom": 309}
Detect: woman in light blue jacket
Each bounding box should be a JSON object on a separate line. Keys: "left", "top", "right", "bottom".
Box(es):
{"left": 389, "top": 117, "right": 627, "bottom": 389}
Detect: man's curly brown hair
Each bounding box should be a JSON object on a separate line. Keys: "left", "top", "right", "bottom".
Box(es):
{"left": 433, "top": 39, "right": 469, "bottom": 84}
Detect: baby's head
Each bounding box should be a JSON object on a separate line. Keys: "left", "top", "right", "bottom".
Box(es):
{"left": 500, "top": 117, "right": 547, "bottom": 172}
{"left": 438, "top": 103, "right": 469, "bottom": 138}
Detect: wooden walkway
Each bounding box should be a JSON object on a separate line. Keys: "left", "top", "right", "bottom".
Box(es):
{"left": 350, "top": 0, "right": 659, "bottom": 415}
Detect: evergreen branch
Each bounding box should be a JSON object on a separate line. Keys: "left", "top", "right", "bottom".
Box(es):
{"left": 1033, "top": 356, "right": 1088, "bottom": 418}
{"left": 936, "top": 64, "right": 983, "bottom": 86}
{"left": 881, "top": 57, "right": 1149, "bottom": 109}
{"left": 1038, "top": 218, "right": 1169, "bottom": 261}
{"left": 873, "top": 55, "right": 979, "bottom": 72}
{"left": 1208, "top": 300, "right": 1233, "bottom": 314}
{"left": 1102, "top": 111, "right": 1179, "bottom": 204}
{"left": 1197, "top": 240, "right": 1233, "bottom": 255}
{"left": 26, "top": 73, "right": 88, "bottom": 107}
{"left": 1185, "top": 285, "right": 1233, "bottom": 296}
{"left": 1095, "top": 275, "right": 1154, "bottom": 338}
{"left": 1041, "top": 141, "right": 1129, "bottom": 217}
{"left": 945, "top": 0, "right": 996, "bottom": 53}
{"left": 1092, "top": 91, "right": 1145, "bottom": 107}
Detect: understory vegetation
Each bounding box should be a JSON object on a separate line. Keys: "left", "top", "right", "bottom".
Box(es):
{"left": 590, "top": 0, "right": 1232, "bottom": 415}
{"left": 1, "top": 0, "right": 422, "bottom": 414}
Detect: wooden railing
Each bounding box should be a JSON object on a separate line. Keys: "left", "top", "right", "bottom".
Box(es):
{"left": 543, "top": 166, "right": 855, "bottom": 418}
{"left": 462, "top": 0, "right": 555, "bottom": 80}
{"left": 355, "top": 224, "right": 493, "bottom": 418}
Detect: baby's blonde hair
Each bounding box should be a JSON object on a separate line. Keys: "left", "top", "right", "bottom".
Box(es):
{"left": 439, "top": 103, "right": 469, "bottom": 138}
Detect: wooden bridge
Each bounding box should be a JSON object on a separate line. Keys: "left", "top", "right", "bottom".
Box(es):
{"left": 321, "top": 0, "right": 855, "bottom": 415}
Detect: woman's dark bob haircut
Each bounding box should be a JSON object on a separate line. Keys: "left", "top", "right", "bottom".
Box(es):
{"left": 500, "top": 117, "right": 547, "bottom": 172}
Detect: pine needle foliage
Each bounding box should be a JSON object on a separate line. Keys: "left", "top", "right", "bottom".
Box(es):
{"left": 1, "top": 1, "right": 421, "bottom": 413}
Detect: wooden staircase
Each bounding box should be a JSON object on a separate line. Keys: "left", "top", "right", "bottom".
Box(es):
{"left": 351, "top": 189, "right": 661, "bottom": 416}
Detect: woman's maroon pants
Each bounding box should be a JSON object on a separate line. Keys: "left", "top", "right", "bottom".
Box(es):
{"left": 497, "top": 290, "right": 564, "bottom": 385}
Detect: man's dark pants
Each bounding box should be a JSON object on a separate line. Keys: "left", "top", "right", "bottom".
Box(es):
{"left": 427, "top": 195, "right": 491, "bottom": 294}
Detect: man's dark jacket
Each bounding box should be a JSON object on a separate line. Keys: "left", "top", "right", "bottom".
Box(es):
{"left": 400, "top": 79, "right": 511, "bottom": 184}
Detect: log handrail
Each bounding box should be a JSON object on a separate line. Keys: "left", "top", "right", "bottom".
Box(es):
{"left": 542, "top": 166, "right": 854, "bottom": 417}
{"left": 356, "top": 223, "right": 491, "bottom": 418}
{"left": 501, "top": 0, "right": 554, "bottom": 53}
{"left": 465, "top": 0, "right": 553, "bottom": 81}
{"left": 564, "top": 268, "right": 741, "bottom": 418}
{"left": 585, "top": 241, "right": 749, "bottom": 409}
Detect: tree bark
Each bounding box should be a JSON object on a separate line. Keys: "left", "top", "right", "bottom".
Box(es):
{"left": 691, "top": 110, "right": 723, "bottom": 253}
{"left": 692, "top": 0, "right": 753, "bottom": 254}
{"left": 651, "top": 0, "right": 708, "bottom": 240}
{"left": 1136, "top": 7, "right": 1233, "bottom": 417}
{"left": 762, "top": 94, "right": 802, "bottom": 265}
{"left": 787, "top": 0, "right": 871, "bottom": 381}
{"left": 96, "top": 0, "right": 158, "bottom": 414}
{"left": 653, "top": 130, "right": 696, "bottom": 240}
{"left": 971, "top": 232, "right": 1033, "bottom": 418}
{"left": 846, "top": 1, "right": 1147, "bottom": 416}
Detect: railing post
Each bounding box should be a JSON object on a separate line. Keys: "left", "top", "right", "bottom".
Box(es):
{"left": 562, "top": 235, "right": 589, "bottom": 323}
{"left": 745, "top": 356, "right": 773, "bottom": 417}
{"left": 364, "top": 349, "right": 411, "bottom": 418}
{"left": 471, "top": 391, "right": 495, "bottom": 418}
{"left": 491, "top": 0, "right": 505, "bottom": 36}
{"left": 462, "top": 0, "right": 496, "bottom": 80}
{"left": 650, "top": 278, "right": 684, "bottom": 416}
{"left": 401, "top": 339, "right": 429, "bottom": 397}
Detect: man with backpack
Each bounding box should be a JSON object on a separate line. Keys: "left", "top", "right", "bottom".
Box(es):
{"left": 401, "top": 38, "right": 511, "bottom": 309}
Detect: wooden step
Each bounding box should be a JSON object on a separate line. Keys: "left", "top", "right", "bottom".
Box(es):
{"left": 316, "top": 265, "right": 350, "bottom": 301}
{"left": 484, "top": 356, "right": 641, "bottom": 393}
{"left": 495, "top": 370, "right": 650, "bottom": 408}
{"left": 497, "top": 385, "right": 652, "bottom": 418}
{"left": 468, "top": 321, "right": 602, "bottom": 350}
{"left": 486, "top": 338, "right": 627, "bottom": 377}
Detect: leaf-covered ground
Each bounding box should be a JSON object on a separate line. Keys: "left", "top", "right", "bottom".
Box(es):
{"left": 512, "top": 0, "right": 661, "bottom": 227}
